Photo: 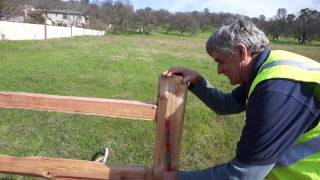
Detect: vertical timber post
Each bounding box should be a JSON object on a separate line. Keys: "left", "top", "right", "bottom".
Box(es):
{"left": 44, "top": 23, "right": 47, "bottom": 40}
{"left": 153, "top": 76, "right": 188, "bottom": 180}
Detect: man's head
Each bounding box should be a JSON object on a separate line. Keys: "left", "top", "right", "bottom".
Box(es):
{"left": 206, "top": 16, "right": 269, "bottom": 85}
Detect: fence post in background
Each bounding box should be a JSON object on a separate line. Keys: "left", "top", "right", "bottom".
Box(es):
{"left": 71, "top": 25, "right": 73, "bottom": 37}
{"left": 44, "top": 23, "right": 47, "bottom": 40}
{"left": 153, "top": 76, "right": 188, "bottom": 180}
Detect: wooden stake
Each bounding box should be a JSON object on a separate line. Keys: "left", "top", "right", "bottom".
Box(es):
{"left": 152, "top": 76, "right": 188, "bottom": 180}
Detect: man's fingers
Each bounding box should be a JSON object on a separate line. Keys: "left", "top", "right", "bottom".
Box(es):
{"left": 163, "top": 67, "right": 184, "bottom": 77}
{"left": 182, "top": 76, "right": 192, "bottom": 84}
{"left": 162, "top": 70, "right": 168, "bottom": 76}
{"left": 163, "top": 67, "right": 198, "bottom": 85}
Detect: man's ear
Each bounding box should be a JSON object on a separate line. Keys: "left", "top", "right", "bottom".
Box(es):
{"left": 237, "top": 44, "right": 248, "bottom": 62}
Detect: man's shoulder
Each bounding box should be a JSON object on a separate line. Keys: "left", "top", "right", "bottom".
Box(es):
{"left": 251, "top": 79, "right": 308, "bottom": 99}
{"left": 249, "top": 79, "right": 319, "bottom": 114}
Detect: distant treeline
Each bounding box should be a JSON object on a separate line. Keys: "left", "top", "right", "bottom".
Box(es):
{"left": 1, "top": 0, "right": 319, "bottom": 44}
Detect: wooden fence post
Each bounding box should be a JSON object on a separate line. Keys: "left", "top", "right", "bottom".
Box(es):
{"left": 153, "top": 76, "right": 188, "bottom": 180}
{"left": 44, "top": 23, "right": 47, "bottom": 40}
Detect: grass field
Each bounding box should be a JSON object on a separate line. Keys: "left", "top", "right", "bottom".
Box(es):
{"left": 0, "top": 32, "right": 319, "bottom": 179}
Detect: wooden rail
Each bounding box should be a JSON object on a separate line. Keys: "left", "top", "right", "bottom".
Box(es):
{"left": 0, "top": 155, "right": 151, "bottom": 179}
{"left": 0, "top": 91, "right": 157, "bottom": 120}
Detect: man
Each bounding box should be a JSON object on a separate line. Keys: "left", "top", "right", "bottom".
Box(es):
{"left": 163, "top": 17, "right": 320, "bottom": 180}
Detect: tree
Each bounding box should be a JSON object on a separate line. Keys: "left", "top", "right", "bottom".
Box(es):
{"left": 100, "top": 0, "right": 114, "bottom": 28}
{"left": 200, "top": 8, "right": 213, "bottom": 32}
{"left": 296, "top": 8, "right": 320, "bottom": 44}
{"left": 0, "top": 0, "right": 27, "bottom": 19}
{"left": 0, "top": 0, "right": 3, "bottom": 17}
{"left": 169, "top": 12, "right": 199, "bottom": 35}
{"left": 265, "top": 18, "right": 280, "bottom": 40}
{"left": 285, "top": 13, "right": 296, "bottom": 38}
{"left": 31, "top": 0, "right": 63, "bottom": 10}
{"left": 153, "top": 9, "right": 170, "bottom": 31}
{"left": 277, "top": 8, "right": 287, "bottom": 21}
{"left": 134, "top": 7, "right": 156, "bottom": 34}
{"left": 85, "top": 3, "right": 105, "bottom": 30}
{"left": 265, "top": 8, "right": 287, "bottom": 40}
{"left": 257, "top": 15, "right": 267, "bottom": 32}
{"left": 80, "top": 0, "right": 89, "bottom": 6}
{"left": 112, "top": 0, "right": 133, "bottom": 32}
{"left": 25, "top": 11, "right": 45, "bottom": 24}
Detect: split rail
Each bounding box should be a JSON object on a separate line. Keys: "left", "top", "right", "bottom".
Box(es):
{"left": 0, "top": 76, "right": 187, "bottom": 180}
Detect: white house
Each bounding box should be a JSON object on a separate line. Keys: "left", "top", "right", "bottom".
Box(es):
{"left": 37, "top": 9, "right": 90, "bottom": 28}
{"left": 1, "top": 4, "right": 90, "bottom": 28}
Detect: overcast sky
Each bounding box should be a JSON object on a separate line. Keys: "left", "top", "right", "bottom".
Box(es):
{"left": 94, "top": 0, "right": 320, "bottom": 19}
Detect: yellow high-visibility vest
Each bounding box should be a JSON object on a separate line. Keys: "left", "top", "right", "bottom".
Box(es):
{"left": 248, "top": 50, "right": 320, "bottom": 180}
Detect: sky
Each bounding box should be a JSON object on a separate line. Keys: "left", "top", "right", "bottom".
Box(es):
{"left": 92, "top": 0, "right": 320, "bottom": 19}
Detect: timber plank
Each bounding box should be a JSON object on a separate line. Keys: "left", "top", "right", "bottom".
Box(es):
{"left": 0, "top": 91, "right": 157, "bottom": 120}
{"left": 0, "top": 155, "right": 151, "bottom": 180}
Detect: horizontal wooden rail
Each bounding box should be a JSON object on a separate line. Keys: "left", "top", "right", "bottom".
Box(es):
{"left": 0, "top": 155, "right": 151, "bottom": 179}
{"left": 0, "top": 91, "right": 157, "bottom": 120}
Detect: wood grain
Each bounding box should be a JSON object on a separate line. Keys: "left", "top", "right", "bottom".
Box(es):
{"left": 0, "top": 155, "right": 151, "bottom": 180}
{"left": 152, "top": 76, "right": 188, "bottom": 180}
{"left": 0, "top": 91, "right": 157, "bottom": 120}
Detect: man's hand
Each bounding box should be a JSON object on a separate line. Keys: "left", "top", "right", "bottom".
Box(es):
{"left": 163, "top": 67, "right": 201, "bottom": 85}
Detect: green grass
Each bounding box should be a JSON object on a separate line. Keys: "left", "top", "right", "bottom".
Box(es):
{"left": 0, "top": 33, "right": 319, "bottom": 179}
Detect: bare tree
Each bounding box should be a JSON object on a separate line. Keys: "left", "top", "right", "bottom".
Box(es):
{"left": 100, "top": 0, "right": 114, "bottom": 29}
{"left": 277, "top": 8, "right": 287, "bottom": 21}
{"left": 285, "top": 13, "right": 296, "bottom": 38}
{"left": 169, "top": 12, "right": 199, "bottom": 35}
{"left": 257, "top": 15, "right": 267, "bottom": 32}
{"left": 153, "top": 9, "right": 170, "bottom": 31}
{"left": 199, "top": 8, "right": 213, "bottom": 32}
{"left": 0, "top": 0, "right": 27, "bottom": 19}
{"left": 101, "top": 0, "right": 133, "bottom": 33}
{"left": 265, "top": 8, "right": 287, "bottom": 40}
{"left": 296, "top": 8, "right": 320, "bottom": 44}
{"left": 85, "top": 3, "right": 105, "bottom": 30}
{"left": 134, "top": 7, "right": 156, "bottom": 34}
{"left": 0, "top": 0, "right": 3, "bottom": 17}
{"left": 31, "top": 0, "right": 63, "bottom": 10}
{"left": 25, "top": 10, "right": 45, "bottom": 24}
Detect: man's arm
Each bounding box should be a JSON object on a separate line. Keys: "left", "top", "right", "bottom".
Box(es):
{"left": 178, "top": 160, "right": 274, "bottom": 180}
{"left": 189, "top": 76, "right": 245, "bottom": 115}
{"left": 163, "top": 67, "right": 246, "bottom": 115}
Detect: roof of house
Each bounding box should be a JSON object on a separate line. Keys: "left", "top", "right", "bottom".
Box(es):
{"left": 37, "top": 9, "right": 85, "bottom": 16}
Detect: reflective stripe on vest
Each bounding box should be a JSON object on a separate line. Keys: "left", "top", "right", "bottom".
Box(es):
{"left": 248, "top": 50, "right": 320, "bottom": 97}
{"left": 276, "top": 135, "right": 320, "bottom": 167}
{"left": 248, "top": 50, "right": 320, "bottom": 180}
